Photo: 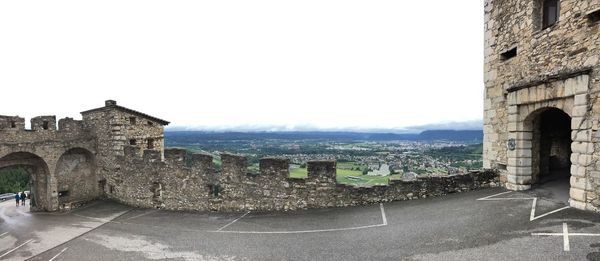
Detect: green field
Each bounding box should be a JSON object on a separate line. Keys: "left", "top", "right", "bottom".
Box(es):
{"left": 288, "top": 161, "right": 402, "bottom": 187}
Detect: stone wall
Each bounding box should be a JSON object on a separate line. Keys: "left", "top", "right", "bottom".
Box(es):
{"left": 484, "top": 0, "right": 600, "bottom": 211}
{"left": 108, "top": 148, "right": 498, "bottom": 212}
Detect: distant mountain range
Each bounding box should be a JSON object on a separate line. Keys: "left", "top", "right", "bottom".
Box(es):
{"left": 165, "top": 130, "right": 483, "bottom": 143}
{"left": 165, "top": 120, "right": 484, "bottom": 134}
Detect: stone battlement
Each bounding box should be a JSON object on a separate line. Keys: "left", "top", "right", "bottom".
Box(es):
{"left": 109, "top": 147, "right": 498, "bottom": 212}
{"left": 0, "top": 100, "right": 498, "bottom": 212}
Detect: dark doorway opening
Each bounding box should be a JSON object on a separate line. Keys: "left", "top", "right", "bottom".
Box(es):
{"left": 531, "top": 108, "right": 571, "bottom": 203}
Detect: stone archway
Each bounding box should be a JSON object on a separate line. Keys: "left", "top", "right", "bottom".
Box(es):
{"left": 505, "top": 74, "right": 592, "bottom": 209}
{"left": 525, "top": 107, "right": 572, "bottom": 202}
{"left": 55, "top": 148, "right": 100, "bottom": 209}
{"left": 0, "top": 152, "right": 53, "bottom": 211}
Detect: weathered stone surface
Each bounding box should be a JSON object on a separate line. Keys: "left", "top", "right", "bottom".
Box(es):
{"left": 484, "top": 0, "right": 600, "bottom": 211}
{"left": 1, "top": 101, "right": 500, "bottom": 213}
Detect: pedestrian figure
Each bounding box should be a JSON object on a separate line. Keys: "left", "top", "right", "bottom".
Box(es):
{"left": 15, "top": 193, "right": 20, "bottom": 207}
{"left": 20, "top": 192, "right": 26, "bottom": 206}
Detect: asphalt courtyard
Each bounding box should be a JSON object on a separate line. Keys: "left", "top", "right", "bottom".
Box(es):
{"left": 2, "top": 186, "right": 600, "bottom": 260}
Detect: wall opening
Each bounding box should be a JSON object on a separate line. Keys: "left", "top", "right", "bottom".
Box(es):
{"left": 129, "top": 117, "right": 136, "bottom": 125}
{"left": 0, "top": 152, "right": 51, "bottom": 211}
{"left": 530, "top": 108, "right": 571, "bottom": 202}
{"left": 542, "top": 0, "right": 559, "bottom": 29}
{"left": 588, "top": 9, "right": 600, "bottom": 25}
{"left": 42, "top": 121, "right": 49, "bottom": 130}
{"left": 147, "top": 139, "right": 154, "bottom": 149}
{"left": 501, "top": 47, "right": 517, "bottom": 61}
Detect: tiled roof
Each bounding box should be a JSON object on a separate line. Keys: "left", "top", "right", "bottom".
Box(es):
{"left": 81, "top": 101, "right": 170, "bottom": 126}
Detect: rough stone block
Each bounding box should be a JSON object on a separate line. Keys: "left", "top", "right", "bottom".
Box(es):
{"left": 259, "top": 157, "right": 290, "bottom": 176}
{"left": 574, "top": 94, "right": 588, "bottom": 106}
{"left": 307, "top": 160, "right": 336, "bottom": 178}
{"left": 570, "top": 188, "right": 587, "bottom": 202}
{"left": 570, "top": 176, "right": 588, "bottom": 190}
{"left": 507, "top": 175, "right": 531, "bottom": 185}
{"left": 507, "top": 157, "right": 532, "bottom": 167}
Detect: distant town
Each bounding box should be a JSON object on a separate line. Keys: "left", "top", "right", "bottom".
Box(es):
{"left": 165, "top": 130, "right": 483, "bottom": 186}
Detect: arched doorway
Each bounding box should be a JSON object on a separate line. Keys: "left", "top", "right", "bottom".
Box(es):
{"left": 526, "top": 107, "right": 572, "bottom": 202}
{"left": 55, "top": 148, "right": 99, "bottom": 209}
{"left": 0, "top": 152, "right": 52, "bottom": 211}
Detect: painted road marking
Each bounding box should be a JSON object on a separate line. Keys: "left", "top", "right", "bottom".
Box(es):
{"left": 532, "top": 222, "right": 600, "bottom": 252}
{"left": 212, "top": 203, "right": 388, "bottom": 234}
{"left": 0, "top": 239, "right": 33, "bottom": 258}
{"left": 0, "top": 232, "right": 7, "bottom": 238}
{"left": 563, "top": 222, "right": 570, "bottom": 252}
{"left": 477, "top": 191, "right": 569, "bottom": 221}
{"left": 48, "top": 247, "right": 69, "bottom": 261}
{"left": 124, "top": 209, "right": 160, "bottom": 221}
{"left": 216, "top": 211, "right": 250, "bottom": 231}
{"left": 379, "top": 203, "right": 387, "bottom": 225}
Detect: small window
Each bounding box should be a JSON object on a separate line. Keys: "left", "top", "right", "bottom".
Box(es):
{"left": 129, "top": 117, "right": 136, "bottom": 125}
{"left": 496, "top": 163, "right": 508, "bottom": 170}
{"left": 588, "top": 9, "right": 600, "bottom": 25}
{"left": 42, "top": 121, "right": 49, "bottom": 130}
{"left": 147, "top": 138, "right": 154, "bottom": 149}
{"left": 10, "top": 121, "right": 16, "bottom": 128}
{"left": 147, "top": 121, "right": 153, "bottom": 126}
{"left": 129, "top": 139, "right": 137, "bottom": 145}
{"left": 58, "top": 190, "right": 69, "bottom": 197}
{"left": 542, "top": 0, "right": 559, "bottom": 29}
{"left": 501, "top": 47, "right": 517, "bottom": 61}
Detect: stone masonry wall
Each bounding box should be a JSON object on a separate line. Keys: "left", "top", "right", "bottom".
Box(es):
{"left": 109, "top": 147, "right": 498, "bottom": 212}
{"left": 484, "top": 0, "right": 600, "bottom": 211}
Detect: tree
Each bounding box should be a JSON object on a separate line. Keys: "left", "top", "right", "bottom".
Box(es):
{"left": 0, "top": 167, "right": 29, "bottom": 194}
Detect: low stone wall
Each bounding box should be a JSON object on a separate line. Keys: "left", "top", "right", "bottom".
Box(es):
{"left": 108, "top": 147, "right": 499, "bottom": 212}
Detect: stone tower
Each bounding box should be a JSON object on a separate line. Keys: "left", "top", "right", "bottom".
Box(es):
{"left": 484, "top": 0, "right": 600, "bottom": 211}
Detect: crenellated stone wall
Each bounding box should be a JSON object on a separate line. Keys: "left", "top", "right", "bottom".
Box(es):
{"left": 107, "top": 148, "right": 499, "bottom": 212}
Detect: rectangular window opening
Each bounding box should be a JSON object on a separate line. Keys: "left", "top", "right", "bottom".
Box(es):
{"left": 58, "top": 190, "right": 70, "bottom": 197}
{"left": 129, "top": 117, "right": 136, "bottom": 125}
{"left": 129, "top": 139, "right": 137, "bottom": 145}
{"left": 542, "top": 0, "right": 560, "bottom": 29}
{"left": 10, "top": 121, "right": 16, "bottom": 128}
{"left": 501, "top": 47, "right": 517, "bottom": 61}
{"left": 588, "top": 9, "right": 600, "bottom": 25}
{"left": 42, "top": 121, "right": 49, "bottom": 130}
{"left": 147, "top": 138, "right": 155, "bottom": 149}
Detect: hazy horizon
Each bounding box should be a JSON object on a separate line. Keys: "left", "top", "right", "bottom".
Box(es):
{"left": 165, "top": 119, "right": 484, "bottom": 134}
{"left": 1, "top": 1, "right": 484, "bottom": 130}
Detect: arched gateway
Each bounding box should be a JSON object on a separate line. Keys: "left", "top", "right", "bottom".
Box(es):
{"left": 503, "top": 74, "right": 592, "bottom": 210}
{"left": 0, "top": 152, "right": 52, "bottom": 211}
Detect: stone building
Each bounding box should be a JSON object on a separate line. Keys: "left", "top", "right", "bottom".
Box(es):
{"left": 0, "top": 100, "right": 169, "bottom": 211}
{"left": 0, "top": 100, "right": 498, "bottom": 212}
{"left": 483, "top": 0, "right": 600, "bottom": 211}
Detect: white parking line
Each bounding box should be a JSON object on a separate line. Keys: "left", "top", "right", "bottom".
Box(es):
{"left": 48, "top": 247, "right": 69, "bottom": 261}
{"left": 216, "top": 211, "right": 250, "bottom": 231}
{"left": 0, "top": 232, "right": 7, "bottom": 238}
{"left": 477, "top": 191, "right": 569, "bottom": 221}
{"left": 532, "top": 222, "right": 600, "bottom": 252}
{"left": 563, "top": 223, "right": 570, "bottom": 252}
{"left": 124, "top": 209, "right": 160, "bottom": 221}
{"left": 212, "top": 203, "right": 388, "bottom": 234}
{"left": 0, "top": 239, "right": 33, "bottom": 258}
{"left": 379, "top": 203, "right": 387, "bottom": 225}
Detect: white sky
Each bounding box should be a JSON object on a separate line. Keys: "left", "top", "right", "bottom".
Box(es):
{"left": 0, "top": 1, "right": 484, "bottom": 131}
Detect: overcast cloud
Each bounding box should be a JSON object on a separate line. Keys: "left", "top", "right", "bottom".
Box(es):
{"left": 0, "top": 1, "right": 484, "bottom": 131}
